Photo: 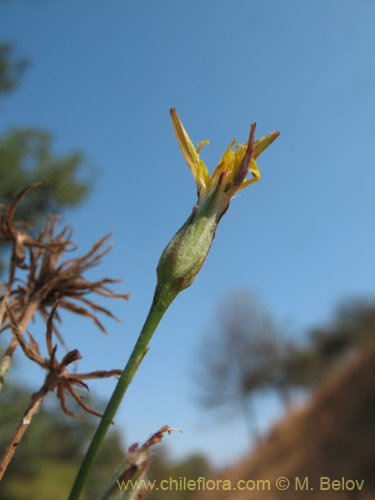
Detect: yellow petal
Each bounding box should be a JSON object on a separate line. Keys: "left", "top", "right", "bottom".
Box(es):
{"left": 196, "top": 141, "right": 210, "bottom": 154}
{"left": 170, "top": 108, "right": 206, "bottom": 193}
{"left": 254, "top": 131, "right": 280, "bottom": 159}
{"left": 210, "top": 139, "right": 236, "bottom": 183}
{"left": 196, "top": 141, "right": 210, "bottom": 190}
{"left": 198, "top": 159, "right": 210, "bottom": 190}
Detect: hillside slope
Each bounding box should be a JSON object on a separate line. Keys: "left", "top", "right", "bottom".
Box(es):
{"left": 194, "top": 345, "right": 375, "bottom": 500}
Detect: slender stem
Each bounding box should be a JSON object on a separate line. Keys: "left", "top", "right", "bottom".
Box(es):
{"left": 0, "top": 257, "right": 17, "bottom": 327}
{"left": 0, "top": 289, "right": 12, "bottom": 328}
{"left": 0, "top": 383, "right": 48, "bottom": 480}
{"left": 0, "top": 298, "right": 40, "bottom": 392}
{"left": 68, "top": 284, "right": 176, "bottom": 500}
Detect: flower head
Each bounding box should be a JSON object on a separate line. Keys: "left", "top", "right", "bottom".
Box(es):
{"left": 155, "top": 109, "right": 280, "bottom": 303}
{"left": 170, "top": 108, "right": 279, "bottom": 218}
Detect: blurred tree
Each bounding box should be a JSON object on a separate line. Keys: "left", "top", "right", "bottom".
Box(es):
{"left": 0, "top": 383, "right": 125, "bottom": 500}
{"left": 147, "top": 445, "right": 211, "bottom": 500}
{"left": 312, "top": 298, "right": 375, "bottom": 357}
{"left": 0, "top": 38, "right": 92, "bottom": 267}
{"left": 0, "top": 128, "right": 91, "bottom": 224}
{"left": 0, "top": 42, "right": 28, "bottom": 95}
{"left": 196, "top": 293, "right": 375, "bottom": 453}
{"left": 0, "top": 28, "right": 105, "bottom": 499}
{"left": 283, "top": 299, "right": 375, "bottom": 391}
{"left": 195, "top": 291, "right": 285, "bottom": 444}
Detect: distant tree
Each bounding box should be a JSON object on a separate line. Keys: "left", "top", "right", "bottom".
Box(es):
{"left": 281, "top": 299, "right": 375, "bottom": 393}
{"left": 0, "top": 128, "right": 91, "bottom": 225}
{"left": 196, "top": 294, "right": 375, "bottom": 450}
{"left": 195, "top": 291, "right": 285, "bottom": 444}
{"left": 0, "top": 42, "right": 28, "bottom": 95}
{"left": 312, "top": 299, "right": 375, "bottom": 358}
{"left": 148, "top": 446, "right": 211, "bottom": 500}
{"left": 0, "top": 38, "right": 92, "bottom": 267}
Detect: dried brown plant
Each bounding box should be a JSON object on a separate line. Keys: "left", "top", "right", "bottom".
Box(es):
{"left": 0, "top": 303, "right": 123, "bottom": 479}
{"left": 9, "top": 302, "right": 122, "bottom": 418}
{"left": 98, "top": 425, "right": 182, "bottom": 500}
{"left": 0, "top": 183, "right": 45, "bottom": 267}
{"left": 0, "top": 185, "right": 128, "bottom": 382}
{"left": 8, "top": 213, "right": 129, "bottom": 337}
{"left": 0, "top": 184, "right": 129, "bottom": 479}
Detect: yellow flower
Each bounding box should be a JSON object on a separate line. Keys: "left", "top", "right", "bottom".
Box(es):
{"left": 156, "top": 109, "right": 280, "bottom": 300}
{"left": 170, "top": 108, "right": 280, "bottom": 216}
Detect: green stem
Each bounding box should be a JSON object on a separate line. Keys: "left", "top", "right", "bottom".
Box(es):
{"left": 68, "top": 284, "right": 177, "bottom": 500}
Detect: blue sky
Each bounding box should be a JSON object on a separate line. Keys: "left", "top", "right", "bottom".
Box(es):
{"left": 1, "top": 0, "right": 375, "bottom": 467}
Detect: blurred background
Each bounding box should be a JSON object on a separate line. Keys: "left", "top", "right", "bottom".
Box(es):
{"left": 0, "top": 0, "right": 374, "bottom": 499}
